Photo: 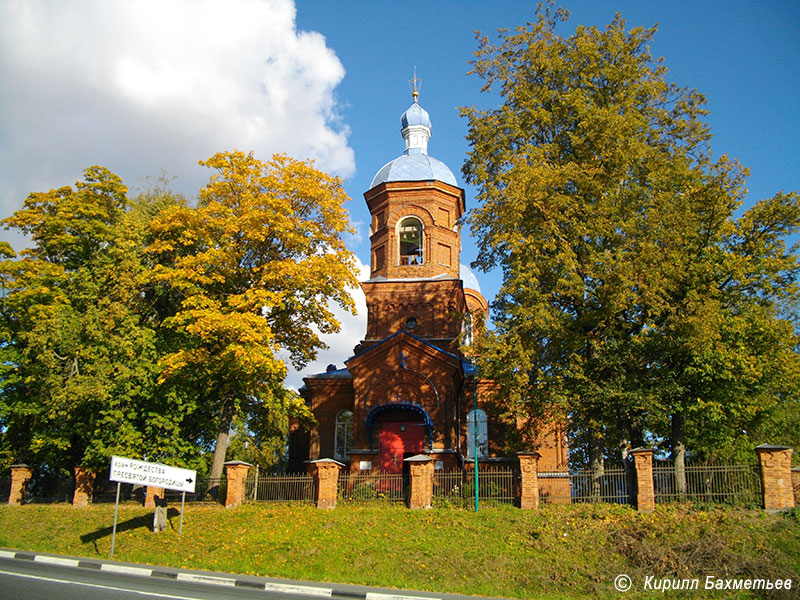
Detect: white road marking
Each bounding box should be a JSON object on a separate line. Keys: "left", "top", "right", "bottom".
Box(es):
{"left": 0, "top": 568, "right": 208, "bottom": 599}
{"left": 33, "top": 555, "right": 81, "bottom": 567}
{"left": 176, "top": 572, "right": 237, "bottom": 587}
{"left": 264, "top": 581, "right": 333, "bottom": 596}
{"left": 0, "top": 550, "right": 18, "bottom": 559}
{"left": 101, "top": 563, "right": 154, "bottom": 576}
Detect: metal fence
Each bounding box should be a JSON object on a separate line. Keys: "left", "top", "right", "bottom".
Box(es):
{"left": 245, "top": 473, "right": 314, "bottom": 503}
{"left": 90, "top": 477, "right": 227, "bottom": 504}
{"left": 433, "top": 469, "right": 515, "bottom": 507}
{"left": 0, "top": 477, "right": 9, "bottom": 503}
{"left": 25, "top": 473, "right": 75, "bottom": 504}
{"left": 338, "top": 471, "right": 406, "bottom": 503}
{"left": 539, "top": 468, "right": 632, "bottom": 505}
{"left": 653, "top": 462, "right": 761, "bottom": 506}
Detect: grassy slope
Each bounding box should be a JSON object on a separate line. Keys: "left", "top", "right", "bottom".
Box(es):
{"left": 0, "top": 502, "right": 798, "bottom": 599}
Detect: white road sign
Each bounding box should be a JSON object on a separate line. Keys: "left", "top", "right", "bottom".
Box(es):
{"left": 110, "top": 456, "right": 196, "bottom": 494}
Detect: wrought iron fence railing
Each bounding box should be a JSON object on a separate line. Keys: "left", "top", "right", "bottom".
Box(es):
{"left": 245, "top": 473, "right": 314, "bottom": 503}
{"left": 539, "top": 468, "right": 632, "bottom": 505}
{"left": 433, "top": 468, "right": 515, "bottom": 507}
{"left": 338, "top": 471, "right": 406, "bottom": 503}
{"left": 91, "top": 477, "right": 227, "bottom": 504}
{"left": 653, "top": 462, "right": 760, "bottom": 506}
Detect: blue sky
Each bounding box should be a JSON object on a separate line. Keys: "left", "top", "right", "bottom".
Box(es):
{"left": 1, "top": 0, "right": 798, "bottom": 389}
{"left": 294, "top": 0, "right": 800, "bottom": 305}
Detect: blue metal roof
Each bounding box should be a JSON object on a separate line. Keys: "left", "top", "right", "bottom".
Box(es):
{"left": 370, "top": 153, "right": 458, "bottom": 188}
{"left": 401, "top": 101, "right": 431, "bottom": 129}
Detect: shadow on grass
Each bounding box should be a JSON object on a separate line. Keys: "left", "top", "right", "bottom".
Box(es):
{"left": 80, "top": 508, "right": 180, "bottom": 553}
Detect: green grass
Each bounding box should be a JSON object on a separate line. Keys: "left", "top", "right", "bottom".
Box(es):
{"left": 1, "top": 502, "right": 798, "bottom": 599}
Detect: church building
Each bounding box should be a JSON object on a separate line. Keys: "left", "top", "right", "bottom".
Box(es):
{"left": 288, "top": 88, "right": 567, "bottom": 478}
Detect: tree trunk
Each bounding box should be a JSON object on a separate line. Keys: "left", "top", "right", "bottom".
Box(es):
{"left": 208, "top": 402, "right": 234, "bottom": 498}
{"left": 620, "top": 438, "right": 635, "bottom": 506}
{"left": 590, "top": 435, "right": 604, "bottom": 501}
{"left": 671, "top": 412, "right": 687, "bottom": 496}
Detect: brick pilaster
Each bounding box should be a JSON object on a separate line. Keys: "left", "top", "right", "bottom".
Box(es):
{"left": 406, "top": 454, "right": 434, "bottom": 509}
{"left": 72, "top": 466, "right": 96, "bottom": 508}
{"left": 517, "top": 452, "right": 541, "bottom": 510}
{"left": 792, "top": 467, "right": 799, "bottom": 507}
{"left": 8, "top": 465, "right": 33, "bottom": 506}
{"left": 755, "top": 445, "right": 794, "bottom": 512}
{"left": 631, "top": 448, "right": 655, "bottom": 512}
{"left": 224, "top": 461, "right": 252, "bottom": 509}
{"left": 306, "top": 459, "right": 343, "bottom": 509}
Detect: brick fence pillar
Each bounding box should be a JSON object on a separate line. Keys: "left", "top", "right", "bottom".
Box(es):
{"left": 144, "top": 486, "right": 165, "bottom": 508}
{"left": 517, "top": 452, "right": 541, "bottom": 510}
{"left": 406, "top": 455, "right": 434, "bottom": 510}
{"left": 631, "top": 448, "right": 655, "bottom": 512}
{"left": 755, "top": 445, "right": 794, "bottom": 512}
{"left": 306, "top": 459, "right": 343, "bottom": 509}
{"left": 8, "top": 465, "right": 33, "bottom": 506}
{"left": 792, "top": 468, "right": 800, "bottom": 507}
{"left": 72, "top": 466, "right": 96, "bottom": 508}
{"left": 224, "top": 461, "right": 252, "bottom": 508}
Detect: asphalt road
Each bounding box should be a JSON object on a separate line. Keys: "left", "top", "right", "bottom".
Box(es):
{"left": 0, "top": 557, "right": 310, "bottom": 600}
{"left": 0, "top": 551, "right": 488, "bottom": 600}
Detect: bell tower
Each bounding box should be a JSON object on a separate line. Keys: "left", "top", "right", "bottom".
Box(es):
{"left": 360, "top": 87, "right": 470, "bottom": 351}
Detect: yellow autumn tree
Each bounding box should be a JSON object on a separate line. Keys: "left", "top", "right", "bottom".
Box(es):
{"left": 147, "top": 151, "right": 359, "bottom": 481}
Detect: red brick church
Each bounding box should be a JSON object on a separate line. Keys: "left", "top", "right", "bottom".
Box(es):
{"left": 288, "top": 89, "right": 567, "bottom": 477}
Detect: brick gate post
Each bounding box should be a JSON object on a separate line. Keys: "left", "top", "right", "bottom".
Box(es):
{"left": 8, "top": 465, "right": 33, "bottom": 506}
{"left": 406, "top": 454, "right": 434, "bottom": 509}
{"left": 517, "top": 452, "right": 541, "bottom": 510}
{"left": 755, "top": 445, "right": 794, "bottom": 512}
{"left": 72, "top": 466, "right": 96, "bottom": 507}
{"left": 631, "top": 448, "right": 656, "bottom": 512}
{"left": 224, "top": 461, "right": 252, "bottom": 508}
{"left": 306, "top": 459, "right": 343, "bottom": 509}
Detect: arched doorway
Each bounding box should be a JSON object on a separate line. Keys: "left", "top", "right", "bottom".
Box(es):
{"left": 365, "top": 403, "right": 434, "bottom": 473}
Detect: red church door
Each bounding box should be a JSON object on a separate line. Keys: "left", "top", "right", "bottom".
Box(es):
{"left": 379, "top": 423, "right": 424, "bottom": 473}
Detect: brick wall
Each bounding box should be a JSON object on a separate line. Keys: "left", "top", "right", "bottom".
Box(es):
{"left": 8, "top": 465, "right": 32, "bottom": 506}
{"left": 307, "top": 459, "right": 343, "bottom": 509}
{"left": 364, "top": 180, "right": 464, "bottom": 281}
{"left": 407, "top": 455, "right": 434, "bottom": 509}
{"left": 756, "top": 445, "right": 794, "bottom": 511}
{"left": 224, "top": 461, "right": 251, "bottom": 509}
{"left": 72, "top": 466, "right": 95, "bottom": 508}
{"left": 631, "top": 448, "right": 655, "bottom": 512}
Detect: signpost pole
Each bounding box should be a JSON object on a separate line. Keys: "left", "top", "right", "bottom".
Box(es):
{"left": 179, "top": 492, "right": 186, "bottom": 535}
{"left": 473, "top": 371, "right": 479, "bottom": 513}
{"left": 110, "top": 482, "right": 121, "bottom": 560}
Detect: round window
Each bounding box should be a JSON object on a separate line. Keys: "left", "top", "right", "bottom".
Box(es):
{"left": 405, "top": 317, "right": 418, "bottom": 331}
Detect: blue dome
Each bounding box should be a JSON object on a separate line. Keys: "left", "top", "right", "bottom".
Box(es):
{"left": 370, "top": 153, "right": 458, "bottom": 188}
{"left": 401, "top": 101, "right": 431, "bottom": 129}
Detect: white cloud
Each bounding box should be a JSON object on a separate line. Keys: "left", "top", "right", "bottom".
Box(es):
{"left": 0, "top": 0, "right": 353, "bottom": 221}
{"left": 283, "top": 257, "right": 369, "bottom": 391}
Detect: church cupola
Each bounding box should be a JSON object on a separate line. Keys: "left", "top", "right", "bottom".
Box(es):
{"left": 400, "top": 96, "right": 431, "bottom": 155}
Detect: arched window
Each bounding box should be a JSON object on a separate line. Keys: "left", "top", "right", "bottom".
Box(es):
{"left": 466, "top": 408, "right": 488, "bottom": 459}
{"left": 398, "top": 217, "right": 424, "bottom": 265}
{"left": 334, "top": 410, "right": 353, "bottom": 460}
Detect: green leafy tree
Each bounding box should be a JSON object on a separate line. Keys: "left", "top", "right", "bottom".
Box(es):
{"left": 0, "top": 167, "right": 186, "bottom": 474}
{"left": 147, "top": 151, "right": 359, "bottom": 483}
{"left": 462, "top": 5, "right": 800, "bottom": 475}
